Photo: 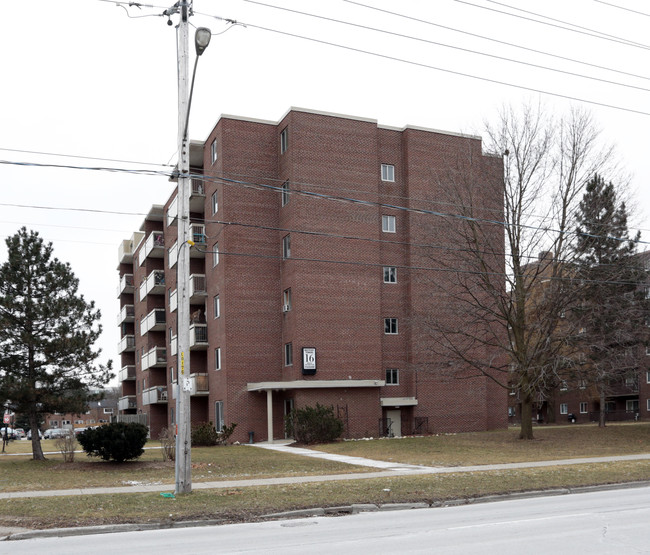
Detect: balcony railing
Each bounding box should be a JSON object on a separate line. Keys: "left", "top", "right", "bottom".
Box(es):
{"left": 117, "top": 273, "right": 134, "bottom": 297}
{"left": 141, "top": 308, "right": 166, "bottom": 335}
{"left": 167, "top": 182, "right": 205, "bottom": 227}
{"left": 189, "top": 274, "right": 207, "bottom": 298}
{"left": 118, "top": 365, "right": 136, "bottom": 382}
{"left": 117, "top": 305, "right": 135, "bottom": 326}
{"left": 190, "top": 324, "right": 208, "bottom": 349}
{"left": 118, "top": 335, "right": 135, "bottom": 353}
{"left": 142, "top": 386, "right": 168, "bottom": 405}
{"left": 141, "top": 346, "right": 167, "bottom": 370}
{"left": 169, "top": 289, "right": 177, "bottom": 312}
{"left": 118, "top": 395, "right": 137, "bottom": 411}
{"left": 139, "top": 270, "right": 166, "bottom": 300}
{"left": 168, "top": 242, "right": 178, "bottom": 268}
{"left": 138, "top": 231, "right": 165, "bottom": 266}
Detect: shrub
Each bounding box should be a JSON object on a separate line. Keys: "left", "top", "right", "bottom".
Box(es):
{"left": 285, "top": 404, "right": 343, "bottom": 444}
{"left": 77, "top": 422, "right": 148, "bottom": 463}
{"left": 55, "top": 430, "right": 77, "bottom": 463}
{"left": 159, "top": 427, "right": 175, "bottom": 461}
{"left": 191, "top": 422, "right": 238, "bottom": 446}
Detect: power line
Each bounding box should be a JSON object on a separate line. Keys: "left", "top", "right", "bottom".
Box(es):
{"left": 244, "top": 0, "right": 650, "bottom": 94}
{"left": 593, "top": 0, "right": 650, "bottom": 17}
{"left": 458, "top": 0, "right": 650, "bottom": 50}
{"left": 0, "top": 147, "right": 174, "bottom": 168}
{"left": 345, "top": 0, "right": 650, "bottom": 83}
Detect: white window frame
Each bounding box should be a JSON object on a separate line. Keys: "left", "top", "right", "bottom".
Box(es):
{"left": 211, "top": 190, "right": 218, "bottom": 215}
{"left": 579, "top": 402, "right": 588, "bottom": 414}
{"left": 213, "top": 294, "right": 220, "bottom": 319}
{"left": 646, "top": 370, "right": 650, "bottom": 384}
{"left": 383, "top": 266, "right": 397, "bottom": 283}
{"left": 285, "top": 342, "right": 293, "bottom": 366}
{"left": 215, "top": 347, "right": 221, "bottom": 370}
{"left": 280, "top": 127, "right": 288, "bottom": 154}
{"left": 626, "top": 399, "right": 639, "bottom": 412}
{"left": 381, "top": 164, "right": 395, "bottom": 182}
{"left": 283, "top": 288, "right": 292, "bottom": 312}
{"left": 210, "top": 139, "right": 217, "bottom": 164}
{"left": 213, "top": 243, "right": 219, "bottom": 267}
{"left": 384, "top": 317, "right": 398, "bottom": 335}
{"left": 215, "top": 401, "right": 224, "bottom": 432}
{"left": 382, "top": 215, "right": 396, "bottom": 233}
{"left": 282, "top": 180, "right": 290, "bottom": 206}
{"left": 647, "top": 399, "right": 650, "bottom": 411}
{"left": 103, "top": 408, "right": 114, "bottom": 414}
{"left": 560, "top": 403, "right": 568, "bottom": 415}
{"left": 386, "top": 368, "right": 399, "bottom": 385}
{"left": 283, "top": 235, "right": 291, "bottom": 259}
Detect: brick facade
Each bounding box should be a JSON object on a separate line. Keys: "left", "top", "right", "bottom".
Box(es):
{"left": 117, "top": 108, "right": 508, "bottom": 442}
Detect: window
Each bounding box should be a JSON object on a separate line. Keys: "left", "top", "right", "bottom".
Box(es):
{"left": 213, "top": 295, "right": 220, "bottom": 318}
{"left": 580, "top": 402, "right": 588, "bottom": 414}
{"left": 210, "top": 139, "right": 217, "bottom": 164}
{"left": 211, "top": 190, "right": 218, "bottom": 215}
{"left": 215, "top": 401, "right": 224, "bottom": 432}
{"left": 285, "top": 342, "right": 293, "bottom": 366}
{"left": 282, "top": 180, "right": 290, "bottom": 206}
{"left": 215, "top": 348, "right": 221, "bottom": 370}
{"left": 283, "top": 288, "right": 292, "bottom": 312}
{"left": 385, "top": 368, "right": 399, "bottom": 385}
{"left": 382, "top": 215, "right": 396, "bottom": 233}
{"left": 50, "top": 420, "right": 59, "bottom": 427}
{"left": 283, "top": 235, "right": 291, "bottom": 259}
{"left": 384, "top": 317, "right": 398, "bottom": 335}
{"left": 103, "top": 408, "right": 114, "bottom": 414}
{"left": 170, "top": 407, "right": 175, "bottom": 425}
{"left": 560, "top": 380, "right": 568, "bottom": 391}
{"left": 647, "top": 399, "right": 650, "bottom": 411}
{"left": 508, "top": 406, "right": 516, "bottom": 417}
{"left": 646, "top": 370, "right": 650, "bottom": 384}
{"left": 626, "top": 399, "right": 639, "bottom": 412}
{"left": 170, "top": 367, "right": 175, "bottom": 383}
{"left": 62, "top": 420, "right": 71, "bottom": 426}
{"left": 560, "top": 403, "right": 568, "bottom": 415}
{"left": 646, "top": 346, "right": 650, "bottom": 356}
{"left": 75, "top": 419, "right": 84, "bottom": 425}
{"left": 280, "top": 127, "right": 288, "bottom": 154}
{"left": 213, "top": 243, "right": 219, "bottom": 267}
{"left": 381, "top": 164, "right": 395, "bottom": 182}
{"left": 383, "top": 266, "right": 397, "bottom": 283}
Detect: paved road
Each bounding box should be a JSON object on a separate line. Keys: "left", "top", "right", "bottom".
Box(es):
{"left": 8, "top": 485, "right": 650, "bottom": 554}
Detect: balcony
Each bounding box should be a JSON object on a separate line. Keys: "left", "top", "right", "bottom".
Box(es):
{"left": 118, "top": 395, "right": 137, "bottom": 411}
{"left": 118, "top": 335, "right": 135, "bottom": 354}
{"left": 141, "top": 308, "right": 166, "bottom": 335}
{"left": 167, "top": 181, "right": 206, "bottom": 227}
{"left": 189, "top": 274, "right": 207, "bottom": 299}
{"left": 117, "top": 274, "right": 134, "bottom": 297}
{"left": 117, "top": 305, "right": 135, "bottom": 326}
{"left": 169, "top": 289, "right": 177, "bottom": 312}
{"left": 118, "top": 365, "right": 136, "bottom": 382}
{"left": 118, "top": 232, "right": 144, "bottom": 265}
{"left": 139, "top": 270, "right": 165, "bottom": 301}
{"left": 141, "top": 346, "right": 167, "bottom": 370}
{"left": 142, "top": 386, "right": 168, "bottom": 405}
{"left": 138, "top": 231, "right": 165, "bottom": 266}
{"left": 190, "top": 324, "right": 208, "bottom": 349}
{"left": 171, "top": 373, "right": 209, "bottom": 398}
{"left": 168, "top": 242, "right": 178, "bottom": 268}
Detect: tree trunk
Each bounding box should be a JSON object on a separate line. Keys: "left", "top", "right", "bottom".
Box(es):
{"left": 29, "top": 412, "right": 45, "bottom": 460}
{"left": 519, "top": 396, "right": 534, "bottom": 439}
{"left": 599, "top": 388, "right": 607, "bottom": 428}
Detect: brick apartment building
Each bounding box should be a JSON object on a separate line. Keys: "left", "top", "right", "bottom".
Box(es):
{"left": 117, "top": 108, "right": 507, "bottom": 443}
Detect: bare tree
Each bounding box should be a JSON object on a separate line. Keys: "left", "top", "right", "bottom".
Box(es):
{"left": 420, "top": 103, "right": 618, "bottom": 439}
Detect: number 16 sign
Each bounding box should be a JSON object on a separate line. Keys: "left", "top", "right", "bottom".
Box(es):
{"left": 302, "top": 347, "right": 316, "bottom": 375}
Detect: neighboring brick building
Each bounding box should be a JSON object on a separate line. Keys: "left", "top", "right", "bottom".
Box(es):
{"left": 117, "top": 108, "right": 507, "bottom": 443}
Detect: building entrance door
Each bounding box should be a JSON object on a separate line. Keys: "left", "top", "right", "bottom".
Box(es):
{"left": 386, "top": 409, "right": 402, "bottom": 437}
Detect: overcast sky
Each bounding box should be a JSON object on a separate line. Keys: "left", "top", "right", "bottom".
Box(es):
{"left": 2, "top": 0, "right": 649, "bottom": 381}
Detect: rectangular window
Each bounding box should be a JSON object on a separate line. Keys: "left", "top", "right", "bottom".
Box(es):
{"left": 215, "top": 401, "right": 224, "bottom": 432}
{"left": 213, "top": 294, "right": 220, "bottom": 318}
{"left": 382, "top": 215, "right": 396, "bottom": 233}
{"left": 282, "top": 180, "right": 290, "bottom": 206}
{"left": 627, "top": 399, "right": 639, "bottom": 412}
{"left": 280, "top": 127, "right": 288, "bottom": 154}
{"left": 170, "top": 407, "right": 175, "bottom": 425}
{"left": 647, "top": 399, "right": 650, "bottom": 411}
{"left": 103, "top": 408, "right": 114, "bottom": 414}
{"left": 285, "top": 342, "right": 293, "bottom": 366}
{"left": 579, "top": 402, "right": 588, "bottom": 414}
{"left": 283, "top": 234, "right": 291, "bottom": 259}
{"left": 283, "top": 288, "right": 292, "bottom": 312}
{"left": 385, "top": 368, "right": 399, "bottom": 385}
{"left": 560, "top": 380, "right": 568, "bottom": 391}
{"left": 647, "top": 370, "right": 650, "bottom": 384}
{"left": 170, "top": 367, "right": 175, "bottom": 383}
{"left": 50, "top": 420, "right": 59, "bottom": 427}
{"left": 211, "top": 190, "right": 218, "bottom": 215}
{"left": 384, "top": 317, "right": 398, "bottom": 335}
{"left": 383, "top": 266, "right": 397, "bottom": 283}
{"left": 560, "top": 403, "right": 568, "bottom": 415}
{"left": 210, "top": 139, "right": 217, "bottom": 164}
{"left": 381, "top": 164, "right": 395, "bottom": 182}
{"left": 213, "top": 243, "right": 219, "bottom": 267}
{"left": 215, "top": 348, "right": 221, "bottom": 370}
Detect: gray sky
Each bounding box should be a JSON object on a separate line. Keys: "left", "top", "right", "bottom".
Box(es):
{"left": 2, "top": 0, "right": 649, "bottom": 380}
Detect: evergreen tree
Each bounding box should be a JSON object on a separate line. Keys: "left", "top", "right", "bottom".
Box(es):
{"left": 0, "top": 228, "right": 113, "bottom": 459}
{"left": 572, "top": 175, "right": 648, "bottom": 426}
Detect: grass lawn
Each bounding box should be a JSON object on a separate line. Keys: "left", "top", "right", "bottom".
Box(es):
{"left": 0, "top": 423, "right": 649, "bottom": 530}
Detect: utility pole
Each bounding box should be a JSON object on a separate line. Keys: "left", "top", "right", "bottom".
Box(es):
{"left": 174, "top": 0, "right": 192, "bottom": 495}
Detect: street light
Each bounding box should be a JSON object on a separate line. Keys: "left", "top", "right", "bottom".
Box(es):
{"left": 174, "top": 7, "right": 211, "bottom": 495}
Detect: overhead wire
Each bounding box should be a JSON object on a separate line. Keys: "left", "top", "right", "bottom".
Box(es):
{"left": 593, "top": 0, "right": 650, "bottom": 17}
